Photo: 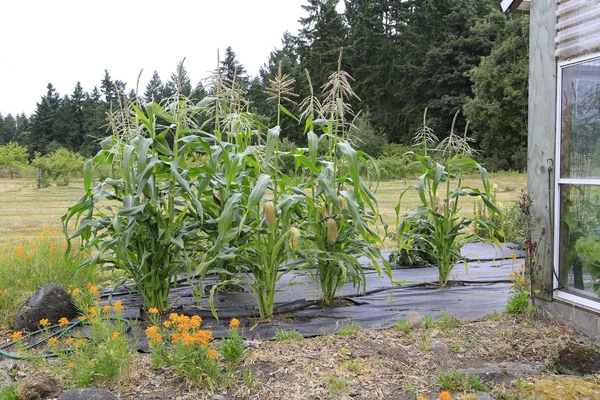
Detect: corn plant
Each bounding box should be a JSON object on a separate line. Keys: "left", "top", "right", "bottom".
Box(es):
{"left": 294, "top": 52, "right": 390, "bottom": 305}
{"left": 397, "top": 111, "right": 502, "bottom": 286}
{"left": 63, "top": 83, "right": 213, "bottom": 311}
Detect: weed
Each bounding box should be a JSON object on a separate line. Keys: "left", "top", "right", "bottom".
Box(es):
{"left": 435, "top": 311, "right": 461, "bottom": 330}
{"left": 417, "top": 337, "right": 431, "bottom": 353}
{"left": 462, "top": 335, "right": 476, "bottom": 344}
{"left": 343, "top": 359, "right": 363, "bottom": 374}
{"left": 0, "top": 382, "right": 18, "bottom": 400}
{"left": 487, "top": 311, "right": 504, "bottom": 321}
{"left": 274, "top": 329, "right": 304, "bottom": 341}
{"left": 438, "top": 368, "right": 487, "bottom": 392}
{"left": 403, "top": 380, "right": 418, "bottom": 394}
{"left": 326, "top": 373, "right": 349, "bottom": 395}
{"left": 452, "top": 343, "right": 462, "bottom": 352}
{"left": 336, "top": 321, "right": 361, "bottom": 336}
{"left": 423, "top": 315, "right": 434, "bottom": 329}
{"left": 392, "top": 318, "right": 413, "bottom": 334}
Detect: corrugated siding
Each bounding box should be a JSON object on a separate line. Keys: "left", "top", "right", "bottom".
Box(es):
{"left": 555, "top": 0, "right": 600, "bottom": 60}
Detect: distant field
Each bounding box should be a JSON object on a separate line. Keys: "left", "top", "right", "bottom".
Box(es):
{"left": 0, "top": 171, "right": 527, "bottom": 243}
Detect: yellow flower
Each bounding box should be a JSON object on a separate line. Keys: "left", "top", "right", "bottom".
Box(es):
{"left": 113, "top": 301, "right": 123, "bottom": 312}
{"left": 39, "top": 318, "right": 50, "bottom": 327}
{"left": 111, "top": 332, "right": 120, "bottom": 340}
{"left": 509, "top": 253, "right": 517, "bottom": 261}
{"left": 148, "top": 307, "right": 159, "bottom": 314}
{"left": 439, "top": 392, "right": 451, "bottom": 400}
{"left": 11, "top": 331, "right": 23, "bottom": 342}
{"left": 207, "top": 349, "right": 218, "bottom": 359}
{"left": 48, "top": 337, "right": 59, "bottom": 346}
{"left": 229, "top": 318, "right": 240, "bottom": 329}
{"left": 89, "top": 361, "right": 94, "bottom": 367}
{"left": 65, "top": 338, "right": 75, "bottom": 345}
{"left": 77, "top": 316, "right": 87, "bottom": 321}
{"left": 58, "top": 317, "right": 69, "bottom": 327}
{"left": 68, "top": 362, "right": 75, "bottom": 367}
{"left": 102, "top": 305, "right": 111, "bottom": 313}
{"left": 72, "top": 288, "right": 81, "bottom": 296}
{"left": 163, "top": 320, "right": 172, "bottom": 329}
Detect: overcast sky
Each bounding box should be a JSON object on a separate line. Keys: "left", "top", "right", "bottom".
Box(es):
{"left": 0, "top": 0, "right": 310, "bottom": 117}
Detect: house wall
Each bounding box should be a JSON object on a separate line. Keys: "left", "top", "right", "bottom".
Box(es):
{"left": 528, "top": 1, "right": 557, "bottom": 302}
{"left": 530, "top": 0, "right": 600, "bottom": 339}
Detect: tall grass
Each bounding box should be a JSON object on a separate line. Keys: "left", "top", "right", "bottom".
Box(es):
{"left": 0, "top": 228, "right": 91, "bottom": 328}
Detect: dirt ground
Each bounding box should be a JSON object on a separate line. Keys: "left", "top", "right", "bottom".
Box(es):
{"left": 3, "top": 313, "right": 597, "bottom": 400}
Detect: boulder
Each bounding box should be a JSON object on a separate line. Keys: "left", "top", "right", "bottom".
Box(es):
{"left": 16, "top": 371, "right": 60, "bottom": 400}
{"left": 405, "top": 311, "right": 424, "bottom": 329}
{"left": 14, "top": 283, "right": 77, "bottom": 331}
{"left": 58, "top": 388, "right": 117, "bottom": 400}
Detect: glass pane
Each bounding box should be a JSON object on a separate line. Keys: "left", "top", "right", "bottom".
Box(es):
{"left": 559, "top": 184, "right": 600, "bottom": 302}
{"left": 560, "top": 58, "right": 600, "bottom": 178}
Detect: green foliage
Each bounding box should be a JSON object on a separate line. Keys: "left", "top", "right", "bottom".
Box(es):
{"left": 325, "top": 373, "right": 349, "bottom": 396}
{"left": 0, "top": 142, "right": 28, "bottom": 171}
{"left": 438, "top": 368, "right": 488, "bottom": 392}
{"left": 434, "top": 311, "right": 461, "bottom": 330}
{"left": 348, "top": 114, "right": 386, "bottom": 158}
{"left": 219, "top": 325, "right": 246, "bottom": 367}
{"left": 0, "top": 231, "right": 91, "bottom": 328}
{"left": 32, "top": 148, "right": 86, "bottom": 187}
{"left": 506, "top": 289, "right": 529, "bottom": 315}
{"left": 274, "top": 329, "right": 304, "bottom": 341}
{"left": 392, "top": 318, "right": 412, "bottom": 334}
{"left": 0, "top": 382, "right": 18, "bottom": 400}
{"left": 336, "top": 321, "right": 361, "bottom": 336}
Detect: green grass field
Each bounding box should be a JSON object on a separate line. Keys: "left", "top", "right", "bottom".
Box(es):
{"left": 0, "top": 172, "right": 527, "bottom": 243}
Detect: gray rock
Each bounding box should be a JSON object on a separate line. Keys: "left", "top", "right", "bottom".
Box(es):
{"left": 13, "top": 283, "right": 77, "bottom": 331}
{"left": 457, "top": 362, "right": 546, "bottom": 382}
{"left": 16, "top": 371, "right": 60, "bottom": 400}
{"left": 432, "top": 340, "right": 447, "bottom": 349}
{"left": 405, "top": 311, "right": 424, "bottom": 329}
{"left": 476, "top": 393, "right": 495, "bottom": 400}
{"left": 58, "top": 388, "right": 117, "bottom": 400}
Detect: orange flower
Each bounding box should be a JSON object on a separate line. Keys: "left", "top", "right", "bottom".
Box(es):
{"left": 113, "top": 301, "right": 123, "bottom": 312}
{"left": 417, "top": 397, "right": 427, "bottom": 400}
{"left": 229, "top": 318, "right": 240, "bottom": 329}
{"left": 102, "top": 305, "right": 111, "bottom": 313}
{"left": 163, "top": 320, "right": 172, "bottom": 329}
{"left": 439, "top": 392, "right": 451, "bottom": 400}
{"left": 77, "top": 316, "right": 87, "bottom": 321}
{"left": 509, "top": 253, "right": 517, "bottom": 261}
{"left": 68, "top": 362, "right": 75, "bottom": 367}
{"left": 48, "top": 337, "right": 59, "bottom": 346}
{"left": 111, "top": 332, "right": 120, "bottom": 340}
{"left": 72, "top": 288, "right": 81, "bottom": 296}
{"left": 39, "top": 318, "right": 50, "bottom": 327}
{"left": 148, "top": 307, "right": 159, "bottom": 314}
{"left": 58, "top": 317, "right": 69, "bottom": 327}
{"left": 207, "top": 349, "right": 218, "bottom": 359}
{"left": 89, "top": 361, "right": 94, "bottom": 367}
{"left": 145, "top": 326, "right": 159, "bottom": 338}
{"left": 65, "top": 338, "right": 75, "bottom": 345}
{"left": 88, "top": 285, "right": 99, "bottom": 294}
{"left": 0, "top": 289, "right": 3, "bottom": 295}
{"left": 11, "top": 331, "right": 23, "bottom": 341}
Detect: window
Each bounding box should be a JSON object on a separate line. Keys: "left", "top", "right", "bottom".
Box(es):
{"left": 556, "top": 55, "right": 600, "bottom": 305}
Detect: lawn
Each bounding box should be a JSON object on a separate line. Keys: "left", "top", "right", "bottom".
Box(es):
{"left": 0, "top": 171, "right": 527, "bottom": 243}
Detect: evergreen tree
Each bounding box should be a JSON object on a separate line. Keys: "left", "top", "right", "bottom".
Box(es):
{"left": 144, "top": 70, "right": 164, "bottom": 103}
{"left": 297, "top": 0, "right": 348, "bottom": 90}
{"left": 100, "top": 70, "right": 118, "bottom": 107}
{"left": 29, "top": 83, "right": 61, "bottom": 154}
{"left": 464, "top": 10, "right": 529, "bottom": 171}
{"left": 164, "top": 61, "right": 193, "bottom": 98}
{"left": 220, "top": 47, "right": 248, "bottom": 90}
{"left": 81, "top": 87, "right": 106, "bottom": 156}
{"left": 0, "top": 113, "right": 17, "bottom": 144}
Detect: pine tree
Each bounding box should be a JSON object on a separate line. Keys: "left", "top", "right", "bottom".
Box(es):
{"left": 0, "top": 113, "right": 17, "bottom": 144}
{"left": 144, "top": 70, "right": 164, "bottom": 103}
{"left": 164, "top": 61, "right": 193, "bottom": 98}
{"left": 29, "top": 83, "right": 61, "bottom": 154}
{"left": 220, "top": 47, "right": 248, "bottom": 90}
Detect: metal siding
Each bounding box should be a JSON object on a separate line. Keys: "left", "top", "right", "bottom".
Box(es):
{"left": 556, "top": 0, "right": 600, "bottom": 60}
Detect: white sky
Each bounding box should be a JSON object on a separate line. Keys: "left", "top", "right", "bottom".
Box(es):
{"left": 0, "top": 0, "right": 309, "bottom": 117}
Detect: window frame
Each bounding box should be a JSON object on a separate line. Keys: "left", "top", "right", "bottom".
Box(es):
{"left": 553, "top": 52, "right": 600, "bottom": 312}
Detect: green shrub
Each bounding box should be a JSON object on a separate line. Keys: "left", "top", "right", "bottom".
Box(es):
{"left": 32, "top": 149, "right": 85, "bottom": 187}
{"left": 438, "top": 368, "right": 487, "bottom": 392}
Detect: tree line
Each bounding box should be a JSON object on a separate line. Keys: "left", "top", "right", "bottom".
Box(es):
{"left": 0, "top": 0, "right": 529, "bottom": 171}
